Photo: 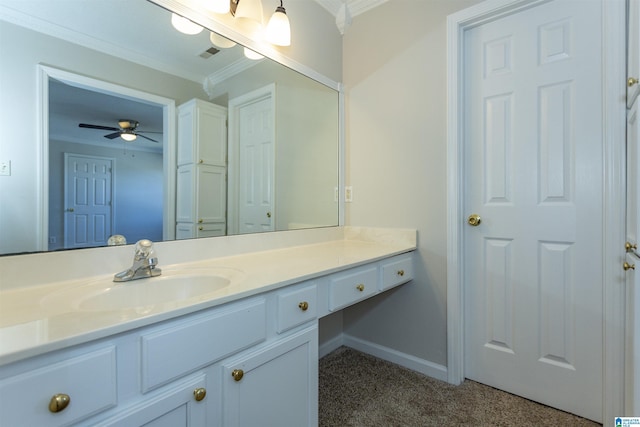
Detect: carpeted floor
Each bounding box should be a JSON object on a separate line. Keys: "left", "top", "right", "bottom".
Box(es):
{"left": 319, "top": 347, "right": 601, "bottom": 427}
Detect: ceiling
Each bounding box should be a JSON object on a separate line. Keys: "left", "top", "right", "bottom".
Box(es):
{"left": 1, "top": 0, "right": 387, "bottom": 151}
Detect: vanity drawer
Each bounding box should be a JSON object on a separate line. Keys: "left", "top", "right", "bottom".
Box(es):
{"left": 0, "top": 346, "right": 117, "bottom": 427}
{"left": 329, "top": 266, "right": 378, "bottom": 311}
{"left": 277, "top": 282, "right": 318, "bottom": 333}
{"left": 141, "top": 298, "right": 266, "bottom": 391}
{"left": 380, "top": 253, "right": 414, "bottom": 290}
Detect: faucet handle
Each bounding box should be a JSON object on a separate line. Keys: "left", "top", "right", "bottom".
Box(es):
{"left": 134, "top": 239, "right": 155, "bottom": 258}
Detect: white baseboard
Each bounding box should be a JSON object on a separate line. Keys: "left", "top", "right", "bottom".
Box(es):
{"left": 341, "top": 334, "right": 448, "bottom": 382}
{"left": 319, "top": 334, "right": 344, "bottom": 358}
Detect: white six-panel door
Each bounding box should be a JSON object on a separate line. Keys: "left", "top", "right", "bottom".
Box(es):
{"left": 63, "top": 154, "right": 113, "bottom": 248}
{"left": 625, "top": 0, "right": 640, "bottom": 414}
{"left": 237, "top": 95, "right": 275, "bottom": 234}
{"left": 463, "top": 0, "right": 603, "bottom": 421}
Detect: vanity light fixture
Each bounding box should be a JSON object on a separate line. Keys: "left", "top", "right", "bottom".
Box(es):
{"left": 120, "top": 130, "right": 137, "bottom": 142}
{"left": 206, "top": 0, "right": 231, "bottom": 14}
{"left": 210, "top": 31, "right": 237, "bottom": 48}
{"left": 234, "top": 0, "right": 264, "bottom": 24}
{"left": 264, "top": 1, "right": 290, "bottom": 46}
{"left": 171, "top": 13, "right": 204, "bottom": 34}
{"left": 243, "top": 47, "right": 264, "bottom": 60}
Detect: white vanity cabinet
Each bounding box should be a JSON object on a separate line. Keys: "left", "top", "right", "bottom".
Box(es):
{"left": 0, "top": 251, "right": 414, "bottom": 427}
{"left": 96, "top": 373, "right": 208, "bottom": 427}
{"left": 219, "top": 326, "right": 318, "bottom": 427}
{"left": 176, "top": 99, "right": 228, "bottom": 239}
{"left": 0, "top": 345, "right": 117, "bottom": 427}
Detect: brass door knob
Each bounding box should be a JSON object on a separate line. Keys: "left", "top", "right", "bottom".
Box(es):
{"left": 624, "top": 262, "right": 636, "bottom": 271}
{"left": 66, "top": 208, "right": 74, "bottom": 213}
{"left": 49, "top": 393, "right": 70, "bottom": 413}
{"left": 356, "top": 284, "right": 365, "bottom": 292}
{"left": 193, "top": 388, "right": 207, "bottom": 402}
{"left": 298, "top": 301, "right": 309, "bottom": 311}
{"left": 467, "top": 214, "right": 481, "bottom": 226}
{"left": 266, "top": 212, "right": 272, "bottom": 218}
{"left": 231, "top": 369, "right": 244, "bottom": 382}
{"left": 629, "top": 77, "right": 639, "bottom": 87}
{"left": 626, "top": 242, "right": 638, "bottom": 252}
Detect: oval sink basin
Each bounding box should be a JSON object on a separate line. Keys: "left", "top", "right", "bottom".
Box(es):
{"left": 42, "top": 268, "right": 243, "bottom": 313}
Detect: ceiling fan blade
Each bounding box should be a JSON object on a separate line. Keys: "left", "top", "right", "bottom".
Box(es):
{"left": 104, "top": 132, "right": 121, "bottom": 139}
{"left": 137, "top": 130, "right": 163, "bottom": 134}
{"left": 79, "top": 123, "right": 120, "bottom": 131}
{"left": 137, "top": 133, "right": 159, "bottom": 143}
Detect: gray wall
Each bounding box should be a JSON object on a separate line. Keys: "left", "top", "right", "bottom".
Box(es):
{"left": 341, "top": 0, "right": 483, "bottom": 367}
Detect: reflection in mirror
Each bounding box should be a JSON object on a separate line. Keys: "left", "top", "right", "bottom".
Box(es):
{"left": 0, "top": 0, "right": 339, "bottom": 256}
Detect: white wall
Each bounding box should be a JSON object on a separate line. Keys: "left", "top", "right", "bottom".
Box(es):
{"left": 341, "top": 0, "right": 482, "bottom": 367}
{"left": 0, "top": 21, "right": 205, "bottom": 254}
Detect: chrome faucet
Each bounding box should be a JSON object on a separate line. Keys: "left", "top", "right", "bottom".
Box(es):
{"left": 113, "top": 239, "right": 162, "bottom": 282}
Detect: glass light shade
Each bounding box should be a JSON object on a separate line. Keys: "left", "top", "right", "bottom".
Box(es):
{"left": 171, "top": 13, "right": 203, "bottom": 35}
{"left": 235, "top": 0, "right": 263, "bottom": 24}
{"left": 264, "top": 7, "right": 290, "bottom": 46}
{"left": 120, "top": 132, "right": 137, "bottom": 142}
{"left": 210, "top": 32, "right": 237, "bottom": 48}
{"left": 206, "top": 0, "right": 230, "bottom": 14}
{"left": 243, "top": 47, "right": 264, "bottom": 60}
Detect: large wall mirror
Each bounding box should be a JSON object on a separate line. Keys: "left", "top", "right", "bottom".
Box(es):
{"left": 0, "top": 0, "right": 340, "bottom": 256}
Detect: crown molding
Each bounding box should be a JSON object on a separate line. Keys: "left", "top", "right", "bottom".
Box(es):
{"left": 312, "top": 0, "right": 388, "bottom": 34}
{"left": 203, "top": 56, "right": 263, "bottom": 98}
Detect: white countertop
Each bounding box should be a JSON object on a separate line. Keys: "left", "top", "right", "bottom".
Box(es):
{"left": 0, "top": 228, "right": 416, "bottom": 366}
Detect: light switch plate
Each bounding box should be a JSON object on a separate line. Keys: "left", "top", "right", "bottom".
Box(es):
{"left": 0, "top": 161, "right": 10, "bottom": 176}
{"left": 345, "top": 186, "right": 353, "bottom": 202}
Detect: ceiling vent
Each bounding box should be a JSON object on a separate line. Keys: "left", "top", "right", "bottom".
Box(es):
{"left": 199, "top": 47, "right": 220, "bottom": 59}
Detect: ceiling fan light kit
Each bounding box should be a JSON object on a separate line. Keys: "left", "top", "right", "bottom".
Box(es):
{"left": 78, "top": 119, "right": 160, "bottom": 143}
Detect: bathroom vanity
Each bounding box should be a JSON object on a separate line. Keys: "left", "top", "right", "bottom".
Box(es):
{"left": 0, "top": 228, "right": 415, "bottom": 426}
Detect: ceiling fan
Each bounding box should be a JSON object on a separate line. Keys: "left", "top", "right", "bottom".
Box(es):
{"left": 78, "top": 119, "right": 161, "bottom": 143}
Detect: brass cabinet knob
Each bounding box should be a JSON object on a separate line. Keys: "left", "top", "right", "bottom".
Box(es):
{"left": 356, "top": 284, "right": 365, "bottom": 292}
{"left": 397, "top": 270, "right": 405, "bottom": 277}
{"left": 626, "top": 242, "right": 638, "bottom": 252}
{"left": 193, "top": 388, "right": 207, "bottom": 402}
{"left": 624, "top": 262, "right": 636, "bottom": 271}
{"left": 231, "top": 369, "right": 244, "bottom": 382}
{"left": 49, "top": 393, "right": 70, "bottom": 413}
{"left": 298, "top": 301, "right": 309, "bottom": 311}
{"left": 199, "top": 226, "right": 204, "bottom": 231}
{"left": 198, "top": 159, "right": 204, "bottom": 164}
{"left": 629, "top": 77, "right": 639, "bottom": 87}
{"left": 467, "top": 214, "right": 481, "bottom": 226}
{"left": 198, "top": 219, "right": 203, "bottom": 223}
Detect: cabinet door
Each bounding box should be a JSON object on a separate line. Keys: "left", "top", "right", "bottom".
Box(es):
{"left": 197, "top": 164, "right": 226, "bottom": 224}
{"left": 176, "top": 165, "right": 195, "bottom": 223}
{"left": 196, "top": 103, "right": 227, "bottom": 166}
{"left": 96, "top": 374, "right": 207, "bottom": 427}
{"left": 221, "top": 326, "right": 318, "bottom": 427}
